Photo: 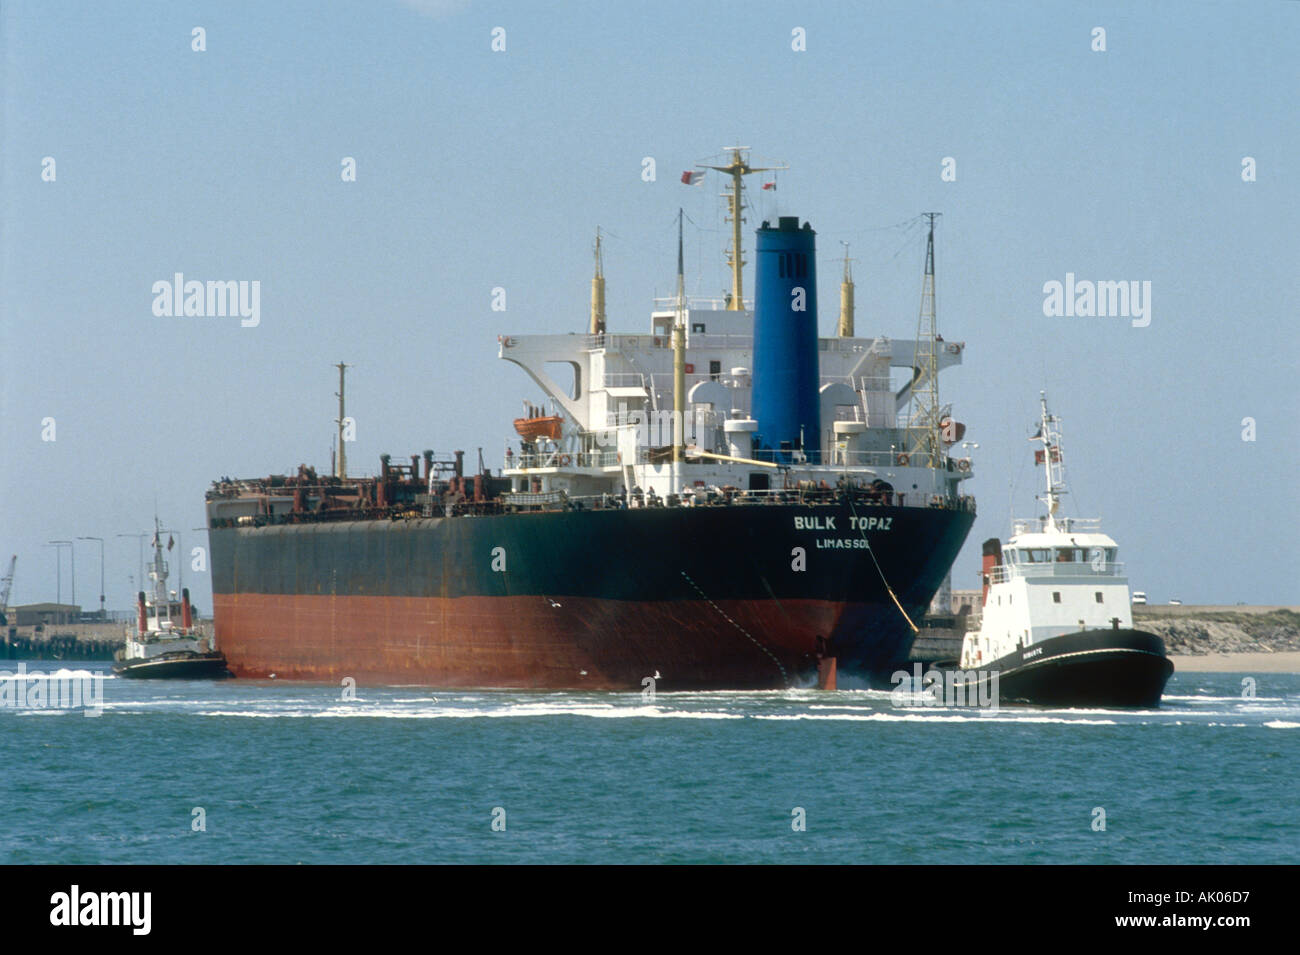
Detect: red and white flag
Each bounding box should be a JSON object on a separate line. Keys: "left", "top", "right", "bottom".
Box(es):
{"left": 680, "top": 170, "right": 706, "bottom": 185}
{"left": 762, "top": 181, "right": 777, "bottom": 190}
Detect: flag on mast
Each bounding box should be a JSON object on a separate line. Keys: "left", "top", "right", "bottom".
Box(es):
{"left": 680, "top": 170, "right": 705, "bottom": 185}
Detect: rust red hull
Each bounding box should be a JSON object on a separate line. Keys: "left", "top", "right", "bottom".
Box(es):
{"left": 216, "top": 592, "right": 880, "bottom": 690}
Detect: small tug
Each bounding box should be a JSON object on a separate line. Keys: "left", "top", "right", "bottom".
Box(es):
{"left": 951, "top": 394, "right": 1173, "bottom": 707}
{"left": 113, "top": 520, "right": 230, "bottom": 679}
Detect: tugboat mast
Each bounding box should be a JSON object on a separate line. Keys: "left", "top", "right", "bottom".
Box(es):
{"left": 1034, "top": 391, "right": 1068, "bottom": 530}
{"left": 700, "top": 147, "right": 786, "bottom": 310}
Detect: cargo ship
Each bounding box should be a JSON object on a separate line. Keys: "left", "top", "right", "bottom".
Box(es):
{"left": 206, "top": 149, "right": 977, "bottom": 689}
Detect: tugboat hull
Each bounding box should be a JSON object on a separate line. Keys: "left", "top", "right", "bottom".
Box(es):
{"left": 113, "top": 653, "right": 232, "bottom": 680}
{"left": 959, "top": 629, "right": 1173, "bottom": 707}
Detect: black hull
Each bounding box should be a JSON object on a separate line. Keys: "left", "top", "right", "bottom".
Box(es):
{"left": 954, "top": 629, "right": 1174, "bottom": 707}
{"left": 113, "top": 653, "right": 232, "bottom": 680}
{"left": 207, "top": 501, "right": 975, "bottom": 687}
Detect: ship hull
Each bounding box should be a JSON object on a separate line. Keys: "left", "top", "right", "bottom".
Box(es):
{"left": 113, "top": 652, "right": 232, "bottom": 680}
{"left": 954, "top": 628, "right": 1174, "bottom": 707}
{"left": 209, "top": 501, "right": 974, "bottom": 689}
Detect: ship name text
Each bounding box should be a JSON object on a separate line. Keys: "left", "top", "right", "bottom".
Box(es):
{"left": 794, "top": 515, "right": 892, "bottom": 531}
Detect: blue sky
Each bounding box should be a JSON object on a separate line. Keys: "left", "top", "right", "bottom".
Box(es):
{"left": 3, "top": 0, "right": 1297, "bottom": 611}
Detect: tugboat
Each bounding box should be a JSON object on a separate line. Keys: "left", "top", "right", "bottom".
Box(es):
{"left": 113, "top": 520, "right": 230, "bottom": 679}
{"left": 951, "top": 394, "right": 1173, "bottom": 706}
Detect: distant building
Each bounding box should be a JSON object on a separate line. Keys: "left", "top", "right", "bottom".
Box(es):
{"left": 10, "top": 603, "right": 82, "bottom": 626}
{"left": 950, "top": 589, "right": 982, "bottom": 618}
{"left": 930, "top": 589, "right": 982, "bottom": 618}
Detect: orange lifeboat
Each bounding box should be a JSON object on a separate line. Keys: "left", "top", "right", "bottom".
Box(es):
{"left": 513, "top": 415, "right": 563, "bottom": 442}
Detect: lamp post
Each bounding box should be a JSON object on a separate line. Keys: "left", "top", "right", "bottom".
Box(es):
{"left": 77, "top": 536, "right": 106, "bottom": 621}
{"left": 45, "top": 540, "right": 74, "bottom": 621}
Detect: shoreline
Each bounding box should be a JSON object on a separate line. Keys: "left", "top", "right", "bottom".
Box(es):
{"left": 1169, "top": 651, "right": 1300, "bottom": 674}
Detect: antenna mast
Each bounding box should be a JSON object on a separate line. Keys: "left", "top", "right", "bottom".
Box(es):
{"left": 700, "top": 147, "right": 786, "bottom": 310}
{"left": 909, "top": 213, "right": 942, "bottom": 465}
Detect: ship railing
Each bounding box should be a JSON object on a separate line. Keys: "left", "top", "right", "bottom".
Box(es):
{"left": 1010, "top": 516, "right": 1104, "bottom": 535}
{"left": 652, "top": 296, "right": 750, "bottom": 311}
{"left": 510, "top": 450, "right": 623, "bottom": 470}
{"left": 824, "top": 450, "right": 973, "bottom": 473}
{"left": 989, "top": 561, "right": 1125, "bottom": 583}
{"left": 602, "top": 372, "right": 649, "bottom": 389}
{"left": 553, "top": 487, "right": 977, "bottom": 513}
{"left": 209, "top": 485, "right": 977, "bottom": 523}
{"left": 507, "top": 444, "right": 976, "bottom": 477}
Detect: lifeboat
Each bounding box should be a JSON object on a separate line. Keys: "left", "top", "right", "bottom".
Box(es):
{"left": 513, "top": 415, "right": 563, "bottom": 441}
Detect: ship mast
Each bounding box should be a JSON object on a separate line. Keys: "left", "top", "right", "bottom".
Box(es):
{"left": 334, "top": 361, "right": 349, "bottom": 479}
{"left": 672, "top": 209, "right": 687, "bottom": 483}
{"left": 909, "top": 213, "right": 942, "bottom": 465}
{"left": 700, "top": 147, "right": 786, "bottom": 310}
{"left": 838, "top": 242, "right": 855, "bottom": 337}
{"left": 590, "top": 228, "right": 606, "bottom": 335}
{"left": 1035, "top": 391, "right": 1068, "bottom": 530}
{"left": 147, "top": 516, "right": 170, "bottom": 626}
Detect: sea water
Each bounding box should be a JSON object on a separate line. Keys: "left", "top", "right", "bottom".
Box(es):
{"left": 2, "top": 664, "right": 1297, "bottom": 864}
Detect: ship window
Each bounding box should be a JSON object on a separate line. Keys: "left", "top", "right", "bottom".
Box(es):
{"left": 1052, "top": 592, "right": 1062, "bottom": 603}
{"left": 1026, "top": 549, "right": 1050, "bottom": 563}
{"left": 1095, "top": 592, "right": 1104, "bottom": 603}
{"left": 692, "top": 323, "right": 706, "bottom": 334}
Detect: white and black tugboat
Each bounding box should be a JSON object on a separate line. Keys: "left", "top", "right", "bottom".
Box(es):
{"left": 952, "top": 394, "right": 1173, "bottom": 707}
{"left": 113, "top": 520, "right": 230, "bottom": 679}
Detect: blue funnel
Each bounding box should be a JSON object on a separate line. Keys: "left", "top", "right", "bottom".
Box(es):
{"left": 751, "top": 216, "right": 820, "bottom": 461}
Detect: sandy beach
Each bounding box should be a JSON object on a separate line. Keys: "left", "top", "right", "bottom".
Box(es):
{"left": 1169, "top": 651, "right": 1300, "bottom": 674}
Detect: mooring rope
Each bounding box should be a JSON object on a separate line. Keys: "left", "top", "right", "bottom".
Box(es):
{"left": 847, "top": 498, "right": 920, "bottom": 634}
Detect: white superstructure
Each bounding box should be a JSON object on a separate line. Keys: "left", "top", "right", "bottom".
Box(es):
{"left": 499, "top": 303, "right": 972, "bottom": 503}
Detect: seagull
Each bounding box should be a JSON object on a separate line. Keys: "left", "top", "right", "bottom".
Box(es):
{"left": 547, "top": 597, "right": 562, "bottom": 608}
{"left": 653, "top": 670, "right": 661, "bottom": 680}
{"left": 579, "top": 670, "right": 588, "bottom": 676}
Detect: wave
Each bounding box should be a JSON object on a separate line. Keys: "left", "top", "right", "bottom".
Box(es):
{"left": 752, "top": 712, "right": 1119, "bottom": 725}
{"left": 194, "top": 704, "right": 746, "bottom": 720}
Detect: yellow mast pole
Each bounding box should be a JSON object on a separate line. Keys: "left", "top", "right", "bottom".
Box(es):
{"left": 838, "top": 242, "right": 855, "bottom": 338}
{"left": 589, "top": 228, "right": 606, "bottom": 336}
{"left": 700, "top": 147, "right": 785, "bottom": 311}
